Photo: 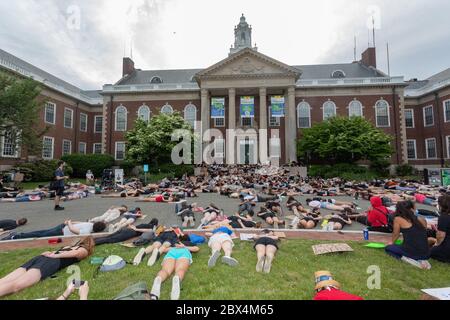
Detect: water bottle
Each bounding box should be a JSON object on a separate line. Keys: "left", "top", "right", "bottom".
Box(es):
{"left": 328, "top": 222, "right": 335, "bottom": 231}
{"left": 363, "top": 228, "right": 369, "bottom": 241}
{"left": 322, "top": 219, "right": 329, "bottom": 231}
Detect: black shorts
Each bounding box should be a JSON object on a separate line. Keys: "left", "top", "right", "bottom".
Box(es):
{"left": 55, "top": 187, "right": 65, "bottom": 197}
{"left": 259, "top": 212, "right": 275, "bottom": 220}
{"left": 154, "top": 232, "right": 178, "bottom": 246}
{"left": 254, "top": 237, "right": 279, "bottom": 250}
{"left": 21, "top": 256, "right": 76, "bottom": 280}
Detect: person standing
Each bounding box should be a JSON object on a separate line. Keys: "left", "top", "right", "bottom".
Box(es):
{"left": 86, "top": 170, "right": 95, "bottom": 186}
{"left": 54, "top": 161, "right": 69, "bottom": 211}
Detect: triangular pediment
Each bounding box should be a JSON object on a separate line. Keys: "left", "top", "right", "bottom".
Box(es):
{"left": 195, "top": 48, "right": 301, "bottom": 80}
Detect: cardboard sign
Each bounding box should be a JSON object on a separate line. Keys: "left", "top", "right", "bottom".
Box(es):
{"left": 312, "top": 243, "right": 354, "bottom": 255}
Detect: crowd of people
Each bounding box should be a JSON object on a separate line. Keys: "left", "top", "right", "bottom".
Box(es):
{"left": 0, "top": 164, "right": 449, "bottom": 300}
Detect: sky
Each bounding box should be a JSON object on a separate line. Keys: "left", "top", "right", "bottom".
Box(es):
{"left": 0, "top": 0, "right": 449, "bottom": 89}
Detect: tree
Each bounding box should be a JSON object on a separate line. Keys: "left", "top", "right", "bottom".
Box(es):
{"left": 0, "top": 72, "right": 44, "bottom": 155}
{"left": 297, "top": 116, "right": 393, "bottom": 164}
{"left": 125, "top": 112, "right": 195, "bottom": 166}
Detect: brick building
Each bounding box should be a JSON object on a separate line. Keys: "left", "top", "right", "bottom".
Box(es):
{"left": 0, "top": 15, "right": 449, "bottom": 170}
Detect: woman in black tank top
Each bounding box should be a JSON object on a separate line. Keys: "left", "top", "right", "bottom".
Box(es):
{"left": 385, "top": 201, "right": 431, "bottom": 267}
{"left": 0, "top": 237, "right": 94, "bottom": 298}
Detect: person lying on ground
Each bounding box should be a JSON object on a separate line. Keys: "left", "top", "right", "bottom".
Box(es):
{"left": 291, "top": 211, "right": 323, "bottom": 229}
{"left": 0, "top": 237, "right": 94, "bottom": 298}
{"left": 430, "top": 195, "right": 450, "bottom": 263}
{"left": 385, "top": 201, "right": 432, "bottom": 269}
{"left": 95, "top": 219, "right": 158, "bottom": 246}
{"left": 257, "top": 207, "right": 285, "bottom": 229}
{"left": 2, "top": 220, "right": 107, "bottom": 240}
{"left": 149, "top": 244, "right": 200, "bottom": 300}
{"left": 0, "top": 218, "right": 27, "bottom": 233}
{"left": 306, "top": 198, "right": 354, "bottom": 212}
{"left": 286, "top": 196, "right": 309, "bottom": 217}
{"left": 133, "top": 227, "right": 185, "bottom": 266}
{"left": 136, "top": 193, "right": 177, "bottom": 203}
{"left": 254, "top": 229, "right": 279, "bottom": 273}
{"left": 198, "top": 203, "right": 223, "bottom": 228}
{"left": 89, "top": 205, "right": 128, "bottom": 224}
{"left": 107, "top": 207, "right": 145, "bottom": 233}
{"left": 61, "top": 190, "right": 89, "bottom": 202}
{"left": 323, "top": 213, "right": 352, "bottom": 231}
{"left": 57, "top": 281, "right": 89, "bottom": 300}
{"left": 402, "top": 192, "right": 438, "bottom": 207}
{"left": 206, "top": 226, "right": 239, "bottom": 268}
{"left": 177, "top": 202, "right": 198, "bottom": 228}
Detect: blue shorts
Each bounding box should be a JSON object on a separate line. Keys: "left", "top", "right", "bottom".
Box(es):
{"left": 320, "top": 202, "right": 329, "bottom": 209}
{"left": 163, "top": 248, "right": 193, "bottom": 264}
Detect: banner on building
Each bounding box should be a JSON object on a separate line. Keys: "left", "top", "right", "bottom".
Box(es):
{"left": 240, "top": 96, "right": 255, "bottom": 118}
{"left": 270, "top": 96, "right": 285, "bottom": 118}
{"left": 211, "top": 98, "right": 225, "bottom": 118}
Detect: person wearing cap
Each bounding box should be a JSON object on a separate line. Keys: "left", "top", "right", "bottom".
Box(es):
{"left": 313, "top": 271, "right": 364, "bottom": 300}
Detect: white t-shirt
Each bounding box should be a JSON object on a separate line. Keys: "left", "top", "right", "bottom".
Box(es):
{"left": 308, "top": 200, "right": 321, "bottom": 209}
{"left": 63, "top": 223, "right": 94, "bottom": 236}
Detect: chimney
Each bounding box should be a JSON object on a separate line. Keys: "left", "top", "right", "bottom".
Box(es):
{"left": 122, "top": 57, "right": 135, "bottom": 77}
{"left": 361, "top": 47, "right": 377, "bottom": 68}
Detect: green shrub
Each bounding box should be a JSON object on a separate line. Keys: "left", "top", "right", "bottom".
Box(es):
{"left": 308, "top": 163, "right": 378, "bottom": 180}
{"left": 370, "top": 159, "right": 391, "bottom": 177}
{"left": 61, "top": 154, "right": 115, "bottom": 178}
{"left": 15, "top": 160, "right": 73, "bottom": 182}
{"left": 396, "top": 164, "right": 415, "bottom": 177}
{"left": 149, "top": 164, "right": 194, "bottom": 178}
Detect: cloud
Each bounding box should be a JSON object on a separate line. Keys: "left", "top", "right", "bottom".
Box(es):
{"left": 0, "top": 0, "right": 448, "bottom": 89}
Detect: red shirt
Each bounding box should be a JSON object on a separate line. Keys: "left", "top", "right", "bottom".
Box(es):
{"left": 314, "top": 288, "right": 364, "bottom": 301}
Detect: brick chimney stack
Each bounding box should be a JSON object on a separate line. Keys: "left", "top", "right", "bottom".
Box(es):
{"left": 361, "top": 47, "right": 377, "bottom": 68}
{"left": 122, "top": 57, "right": 135, "bottom": 77}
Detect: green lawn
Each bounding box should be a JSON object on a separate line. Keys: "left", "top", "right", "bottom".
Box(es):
{"left": 0, "top": 240, "right": 449, "bottom": 300}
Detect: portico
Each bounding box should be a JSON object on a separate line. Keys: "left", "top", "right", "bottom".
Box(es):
{"left": 195, "top": 48, "right": 301, "bottom": 164}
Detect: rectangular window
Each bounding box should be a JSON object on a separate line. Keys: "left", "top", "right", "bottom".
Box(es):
{"left": 80, "top": 113, "right": 88, "bottom": 132}
{"left": 423, "top": 106, "right": 434, "bottom": 127}
{"left": 93, "top": 143, "right": 102, "bottom": 155}
{"left": 1, "top": 130, "right": 19, "bottom": 158}
{"left": 376, "top": 104, "right": 390, "bottom": 127}
{"left": 115, "top": 142, "right": 126, "bottom": 160}
{"left": 94, "top": 116, "right": 103, "bottom": 133}
{"left": 444, "top": 100, "right": 450, "bottom": 123}
{"left": 447, "top": 136, "right": 450, "bottom": 159}
{"left": 62, "top": 140, "right": 72, "bottom": 156}
{"left": 45, "top": 102, "right": 56, "bottom": 124}
{"left": 404, "top": 109, "right": 414, "bottom": 128}
{"left": 79, "top": 142, "right": 87, "bottom": 155}
{"left": 64, "top": 108, "right": 73, "bottom": 128}
{"left": 42, "top": 136, "right": 54, "bottom": 159}
{"left": 426, "top": 138, "right": 437, "bottom": 159}
{"left": 241, "top": 117, "right": 253, "bottom": 127}
{"left": 269, "top": 107, "right": 281, "bottom": 127}
{"left": 406, "top": 140, "right": 417, "bottom": 160}
{"left": 214, "top": 118, "right": 225, "bottom": 127}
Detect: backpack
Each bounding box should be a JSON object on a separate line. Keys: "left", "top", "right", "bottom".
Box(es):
{"left": 99, "top": 255, "right": 127, "bottom": 273}
{"left": 189, "top": 234, "right": 206, "bottom": 245}
{"left": 113, "top": 282, "right": 150, "bottom": 300}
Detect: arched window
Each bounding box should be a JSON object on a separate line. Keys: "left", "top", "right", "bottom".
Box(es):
{"left": 323, "top": 101, "right": 337, "bottom": 120}
{"left": 161, "top": 104, "right": 174, "bottom": 115}
{"left": 138, "top": 105, "right": 151, "bottom": 123}
{"left": 348, "top": 100, "right": 363, "bottom": 117}
{"left": 297, "top": 102, "right": 311, "bottom": 128}
{"left": 331, "top": 70, "right": 346, "bottom": 79}
{"left": 115, "top": 105, "right": 127, "bottom": 131}
{"left": 150, "top": 76, "right": 163, "bottom": 84}
{"left": 184, "top": 104, "right": 197, "bottom": 129}
{"left": 375, "top": 100, "right": 390, "bottom": 127}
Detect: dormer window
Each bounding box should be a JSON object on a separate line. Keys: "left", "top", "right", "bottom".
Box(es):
{"left": 331, "top": 70, "right": 346, "bottom": 79}
{"left": 150, "top": 76, "right": 163, "bottom": 84}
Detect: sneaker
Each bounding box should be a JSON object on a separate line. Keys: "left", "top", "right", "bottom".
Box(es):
{"left": 147, "top": 249, "right": 160, "bottom": 267}
{"left": 208, "top": 250, "right": 221, "bottom": 268}
{"left": 133, "top": 248, "right": 146, "bottom": 266}
{"left": 221, "top": 256, "right": 239, "bottom": 267}
{"left": 419, "top": 260, "right": 432, "bottom": 270}
{"left": 273, "top": 221, "right": 279, "bottom": 229}
{"left": 150, "top": 276, "right": 161, "bottom": 300}
{"left": 256, "top": 257, "right": 265, "bottom": 273}
{"left": 401, "top": 256, "right": 424, "bottom": 269}
{"left": 1, "top": 232, "right": 16, "bottom": 241}
{"left": 54, "top": 206, "right": 65, "bottom": 211}
{"left": 189, "top": 217, "right": 195, "bottom": 228}
{"left": 171, "top": 276, "right": 181, "bottom": 300}
{"left": 290, "top": 217, "right": 300, "bottom": 229}
{"left": 263, "top": 256, "right": 273, "bottom": 274}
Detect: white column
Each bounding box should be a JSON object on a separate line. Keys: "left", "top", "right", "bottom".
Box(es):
{"left": 227, "top": 88, "right": 236, "bottom": 165}
{"left": 228, "top": 88, "right": 236, "bottom": 130}
{"left": 285, "top": 86, "right": 297, "bottom": 163}
{"left": 201, "top": 89, "right": 210, "bottom": 163}
{"left": 259, "top": 88, "right": 268, "bottom": 164}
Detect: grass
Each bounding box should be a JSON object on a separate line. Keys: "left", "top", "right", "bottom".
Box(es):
{"left": 1, "top": 240, "right": 449, "bottom": 300}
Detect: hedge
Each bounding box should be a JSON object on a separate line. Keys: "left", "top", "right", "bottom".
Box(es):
{"left": 15, "top": 160, "right": 73, "bottom": 182}
{"left": 61, "top": 154, "right": 115, "bottom": 178}
{"left": 308, "top": 163, "right": 379, "bottom": 181}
